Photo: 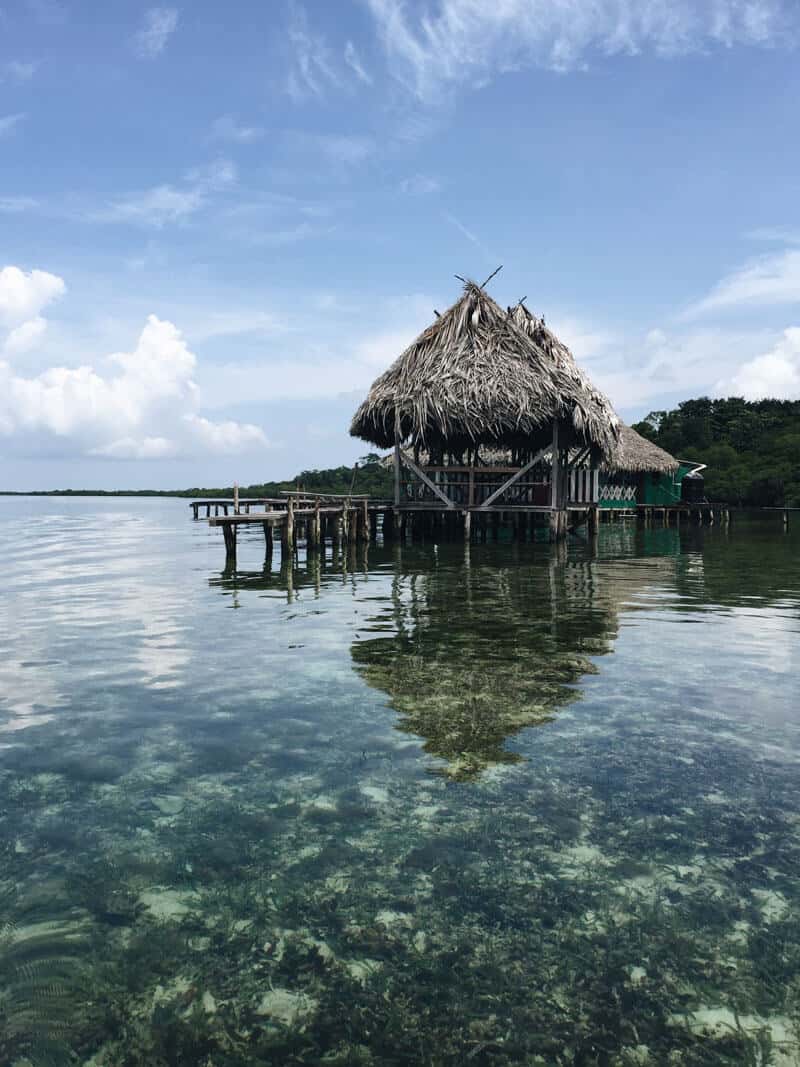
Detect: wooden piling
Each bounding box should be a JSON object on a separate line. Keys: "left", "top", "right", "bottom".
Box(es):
{"left": 222, "top": 522, "right": 236, "bottom": 570}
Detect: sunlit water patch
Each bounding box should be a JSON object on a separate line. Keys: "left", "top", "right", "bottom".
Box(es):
{"left": 1, "top": 498, "right": 799, "bottom": 1065}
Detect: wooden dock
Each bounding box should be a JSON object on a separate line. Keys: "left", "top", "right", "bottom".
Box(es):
{"left": 196, "top": 490, "right": 795, "bottom": 571}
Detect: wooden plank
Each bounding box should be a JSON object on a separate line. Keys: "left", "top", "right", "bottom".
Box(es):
{"left": 479, "top": 446, "right": 549, "bottom": 509}
{"left": 401, "top": 453, "right": 456, "bottom": 508}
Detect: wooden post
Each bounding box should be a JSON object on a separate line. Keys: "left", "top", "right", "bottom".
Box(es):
{"left": 222, "top": 522, "right": 236, "bottom": 570}
{"left": 192, "top": 503, "right": 198, "bottom": 520}
{"left": 313, "top": 499, "right": 321, "bottom": 550}
{"left": 285, "top": 497, "right": 294, "bottom": 555}
{"left": 234, "top": 482, "right": 239, "bottom": 514}
{"left": 384, "top": 507, "right": 394, "bottom": 540}
{"left": 263, "top": 522, "right": 273, "bottom": 557}
{"left": 369, "top": 509, "right": 378, "bottom": 542}
{"left": 588, "top": 505, "right": 599, "bottom": 536}
{"left": 394, "top": 411, "right": 402, "bottom": 508}
{"left": 784, "top": 508, "right": 789, "bottom": 530}
{"left": 361, "top": 499, "right": 369, "bottom": 543}
{"left": 463, "top": 510, "right": 471, "bottom": 541}
{"left": 550, "top": 420, "right": 563, "bottom": 541}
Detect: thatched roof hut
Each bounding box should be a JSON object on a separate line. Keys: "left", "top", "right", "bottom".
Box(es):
{"left": 350, "top": 281, "right": 620, "bottom": 458}
{"left": 607, "top": 424, "right": 678, "bottom": 473}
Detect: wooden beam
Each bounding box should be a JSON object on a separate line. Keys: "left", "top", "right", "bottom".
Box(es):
{"left": 479, "top": 446, "right": 549, "bottom": 509}
{"left": 401, "top": 452, "right": 456, "bottom": 508}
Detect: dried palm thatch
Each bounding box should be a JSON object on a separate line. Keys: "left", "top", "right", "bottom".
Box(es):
{"left": 509, "top": 301, "right": 620, "bottom": 443}
{"left": 509, "top": 304, "right": 677, "bottom": 474}
{"left": 350, "top": 281, "right": 620, "bottom": 457}
{"left": 607, "top": 423, "right": 679, "bottom": 473}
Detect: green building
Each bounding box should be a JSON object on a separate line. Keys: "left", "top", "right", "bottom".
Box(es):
{"left": 599, "top": 425, "right": 704, "bottom": 510}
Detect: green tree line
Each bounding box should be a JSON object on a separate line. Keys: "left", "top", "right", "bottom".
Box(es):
{"left": 1, "top": 455, "right": 394, "bottom": 499}
{"left": 633, "top": 398, "right": 800, "bottom": 507}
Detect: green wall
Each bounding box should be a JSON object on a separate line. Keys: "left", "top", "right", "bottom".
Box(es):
{"left": 601, "top": 464, "right": 698, "bottom": 508}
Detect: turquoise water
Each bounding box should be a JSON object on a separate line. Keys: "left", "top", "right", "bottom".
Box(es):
{"left": 1, "top": 498, "right": 799, "bottom": 1065}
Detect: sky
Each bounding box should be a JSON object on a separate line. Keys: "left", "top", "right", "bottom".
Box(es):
{"left": 2, "top": 0, "right": 800, "bottom": 490}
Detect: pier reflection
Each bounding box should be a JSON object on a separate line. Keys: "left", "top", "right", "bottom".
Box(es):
{"left": 209, "top": 532, "right": 684, "bottom": 780}
{"left": 350, "top": 542, "right": 678, "bottom": 779}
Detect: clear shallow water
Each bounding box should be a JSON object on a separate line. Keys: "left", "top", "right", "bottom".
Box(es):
{"left": 1, "top": 498, "right": 800, "bottom": 1066}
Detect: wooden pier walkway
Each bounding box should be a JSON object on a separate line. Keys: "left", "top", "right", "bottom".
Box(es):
{"left": 195, "top": 491, "right": 793, "bottom": 571}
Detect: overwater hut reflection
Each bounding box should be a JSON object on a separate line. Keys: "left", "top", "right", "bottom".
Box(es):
{"left": 350, "top": 543, "right": 678, "bottom": 780}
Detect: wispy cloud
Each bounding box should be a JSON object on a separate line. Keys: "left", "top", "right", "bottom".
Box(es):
{"left": 286, "top": 3, "right": 376, "bottom": 100}
{"left": 287, "top": 131, "right": 374, "bottom": 167}
{"left": 1, "top": 61, "right": 37, "bottom": 82}
{"left": 89, "top": 159, "right": 236, "bottom": 228}
{"left": 400, "top": 174, "right": 441, "bottom": 195}
{"left": 365, "top": 0, "right": 795, "bottom": 101}
{"left": 0, "top": 113, "right": 26, "bottom": 138}
{"left": 0, "top": 196, "right": 39, "bottom": 213}
{"left": 344, "top": 40, "right": 372, "bottom": 84}
{"left": 684, "top": 249, "right": 800, "bottom": 317}
{"left": 210, "top": 114, "right": 264, "bottom": 143}
{"left": 443, "top": 211, "right": 496, "bottom": 263}
{"left": 286, "top": 0, "right": 342, "bottom": 101}
{"left": 133, "top": 7, "right": 179, "bottom": 60}
{"left": 747, "top": 226, "right": 800, "bottom": 245}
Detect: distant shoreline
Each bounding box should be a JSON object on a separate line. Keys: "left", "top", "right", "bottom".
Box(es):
{"left": 0, "top": 490, "right": 202, "bottom": 498}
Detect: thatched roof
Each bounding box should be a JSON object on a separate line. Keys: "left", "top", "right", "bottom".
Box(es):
{"left": 509, "top": 302, "right": 620, "bottom": 439}
{"left": 509, "top": 304, "right": 677, "bottom": 474}
{"left": 607, "top": 423, "right": 679, "bottom": 474}
{"left": 350, "top": 281, "right": 620, "bottom": 457}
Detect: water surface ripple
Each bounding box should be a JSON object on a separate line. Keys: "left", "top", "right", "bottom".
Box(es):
{"left": 1, "top": 498, "right": 799, "bottom": 1065}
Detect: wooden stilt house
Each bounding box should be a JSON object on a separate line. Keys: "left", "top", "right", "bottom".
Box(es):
{"left": 350, "top": 279, "right": 621, "bottom": 538}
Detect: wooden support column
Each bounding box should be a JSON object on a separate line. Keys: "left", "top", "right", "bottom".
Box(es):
{"left": 361, "top": 500, "right": 369, "bottom": 543}
{"left": 234, "top": 482, "right": 239, "bottom": 514}
{"left": 192, "top": 503, "right": 199, "bottom": 519}
{"left": 394, "top": 411, "right": 402, "bottom": 508}
{"left": 263, "top": 522, "right": 273, "bottom": 557}
{"left": 369, "top": 510, "right": 378, "bottom": 542}
{"left": 285, "top": 498, "right": 294, "bottom": 555}
{"left": 383, "top": 507, "right": 394, "bottom": 540}
{"left": 588, "top": 505, "right": 599, "bottom": 536}
{"left": 463, "top": 510, "right": 471, "bottom": 542}
{"left": 222, "top": 522, "right": 236, "bottom": 570}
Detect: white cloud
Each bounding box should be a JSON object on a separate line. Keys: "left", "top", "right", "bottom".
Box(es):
{"left": 211, "top": 115, "right": 264, "bottom": 143}
{"left": 183, "top": 414, "right": 268, "bottom": 454}
{"left": 722, "top": 327, "right": 800, "bottom": 399}
{"left": 344, "top": 40, "right": 373, "bottom": 83}
{"left": 365, "top": 0, "right": 793, "bottom": 100}
{"left": 3, "top": 316, "right": 47, "bottom": 356}
{"left": 89, "top": 159, "right": 236, "bottom": 228}
{"left": 91, "top": 436, "right": 177, "bottom": 459}
{"left": 0, "top": 113, "right": 26, "bottom": 138}
{"left": 686, "top": 250, "right": 800, "bottom": 316}
{"left": 0, "top": 312, "right": 269, "bottom": 458}
{"left": 133, "top": 7, "right": 179, "bottom": 59}
{"left": 399, "top": 174, "right": 441, "bottom": 195}
{"left": 0, "top": 265, "right": 66, "bottom": 327}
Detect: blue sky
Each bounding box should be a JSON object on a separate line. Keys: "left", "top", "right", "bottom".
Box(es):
{"left": 2, "top": 0, "right": 800, "bottom": 489}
